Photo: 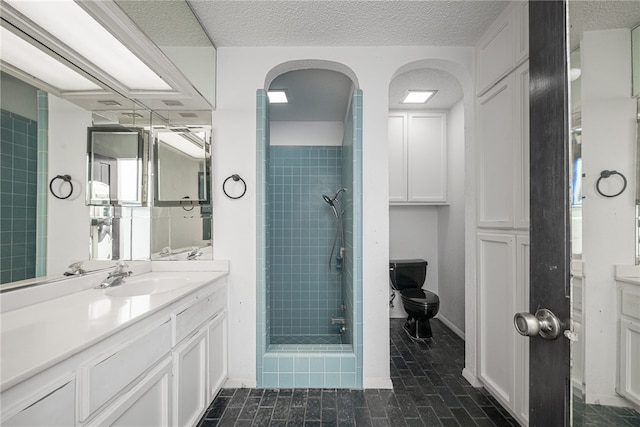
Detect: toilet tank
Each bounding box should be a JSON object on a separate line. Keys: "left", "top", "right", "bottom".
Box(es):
{"left": 389, "top": 259, "right": 428, "bottom": 290}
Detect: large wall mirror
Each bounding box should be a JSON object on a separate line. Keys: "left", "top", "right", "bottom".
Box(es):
{"left": 0, "top": 0, "right": 215, "bottom": 290}
{"left": 567, "top": 0, "right": 640, "bottom": 418}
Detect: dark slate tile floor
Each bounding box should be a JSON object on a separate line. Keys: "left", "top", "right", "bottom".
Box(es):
{"left": 574, "top": 393, "right": 640, "bottom": 427}
{"left": 198, "top": 319, "right": 521, "bottom": 426}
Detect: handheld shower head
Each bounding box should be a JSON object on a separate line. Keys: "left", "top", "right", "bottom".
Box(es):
{"left": 322, "top": 194, "right": 339, "bottom": 218}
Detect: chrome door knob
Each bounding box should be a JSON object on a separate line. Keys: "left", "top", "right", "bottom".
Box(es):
{"left": 514, "top": 308, "right": 561, "bottom": 340}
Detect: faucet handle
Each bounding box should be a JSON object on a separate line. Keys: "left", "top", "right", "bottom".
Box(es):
{"left": 114, "top": 261, "right": 129, "bottom": 272}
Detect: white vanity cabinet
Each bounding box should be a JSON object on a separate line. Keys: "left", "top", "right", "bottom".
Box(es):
{"left": 0, "top": 275, "right": 228, "bottom": 427}
{"left": 2, "top": 376, "right": 76, "bottom": 427}
{"left": 617, "top": 281, "right": 640, "bottom": 406}
{"left": 388, "top": 111, "right": 447, "bottom": 204}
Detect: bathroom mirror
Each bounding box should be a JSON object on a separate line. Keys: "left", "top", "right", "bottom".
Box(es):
{"left": 153, "top": 126, "right": 211, "bottom": 207}
{"left": 0, "top": 0, "right": 215, "bottom": 290}
{"left": 87, "top": 127, "right": 147, "bottom": 206}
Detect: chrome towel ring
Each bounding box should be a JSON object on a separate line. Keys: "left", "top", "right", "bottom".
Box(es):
{"left": 223, "top": 174, "right": 247, "bottom": 200}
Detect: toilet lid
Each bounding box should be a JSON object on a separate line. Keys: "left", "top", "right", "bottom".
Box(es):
{"left": 400, "top": 289, "right": 439, "bottom": 305}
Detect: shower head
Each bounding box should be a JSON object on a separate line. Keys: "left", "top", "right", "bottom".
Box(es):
{"left": 322, "top": 194, "right": 339, "bottom": 218}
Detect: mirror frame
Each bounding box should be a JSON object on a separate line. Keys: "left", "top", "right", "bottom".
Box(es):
{"left": 152, "top": 129, "right": 212, "bottom": 208}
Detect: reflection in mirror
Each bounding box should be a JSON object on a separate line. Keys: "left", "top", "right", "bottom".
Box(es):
{"left": 150, "top": 115, "right": 212, "bottom": 260}
{"left": 154, "top": 127, "right": 211, "bottom": 206}
{"left": 87, "top": 128, "right": 146, "bottom": 206}
{"left": 568, "top": 0, "right": 640, "bottom": 421}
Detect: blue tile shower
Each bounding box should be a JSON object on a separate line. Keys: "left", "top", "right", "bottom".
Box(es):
{"left": 269, "top": 146, "right": 344, "bottom": 343}
{"left": 256, "top": 88, "right": 363, "bottom": 389}
{"left": 0, "top": 109, "right": 38, "bottom": 284}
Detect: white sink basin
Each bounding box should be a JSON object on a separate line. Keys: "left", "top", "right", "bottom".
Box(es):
{"left": 104, "top": 275, "right": 191, "bottom": 297}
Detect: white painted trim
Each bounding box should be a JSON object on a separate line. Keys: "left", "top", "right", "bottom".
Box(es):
{"left": 436, "top": 314, "right": 465, "bottom": 340}
{"left": 587, "top": 393, "right": 638, "bottom": 409}
{"left": 222, "top": 378, "right": 257, "bottom": 389}
{"left": 462, "top": 368, "right": 482, "bottom": 387}
{"left": 363, "top": 378, "right": 394, "bottom": 389}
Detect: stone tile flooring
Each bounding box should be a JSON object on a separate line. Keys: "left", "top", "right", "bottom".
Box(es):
{"left": 198, "top": 319, "right": 521, "bottom": 426}
{"left": 574, "top": 393, "right": 640, "bottom": 427}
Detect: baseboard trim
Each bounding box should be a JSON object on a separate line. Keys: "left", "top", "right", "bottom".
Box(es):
{"left": 436, "top": 314, "right": 465, "bottom": 340}
{"left": 223, "top": 378, "right": 257, "bottom": 388}
{"left": 363, "top": 377, "right": 394, "bottom": 389}
{"left": 462, "top": 368, "right": 482, "bottom": 387}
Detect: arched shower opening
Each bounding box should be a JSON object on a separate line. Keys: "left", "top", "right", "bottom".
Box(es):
{"left": 256, "top": 60, "right": 363, "bottom": 388}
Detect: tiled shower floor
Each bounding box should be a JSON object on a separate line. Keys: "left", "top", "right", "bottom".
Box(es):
{"left": 198, "top": 319, "right": 520, "bottom": 426}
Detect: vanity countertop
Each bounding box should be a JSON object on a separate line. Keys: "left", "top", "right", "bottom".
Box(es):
{"left": 0, "top": 270, "right": 227, "bottom": 391}
{"left": 615, "top": 265, "right": 640, "bottom": 286}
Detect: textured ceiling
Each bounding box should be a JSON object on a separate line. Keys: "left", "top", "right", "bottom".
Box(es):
{"left": 189, "top": 1, "right": 509, "bottom": 47}
{"left": 569, "top": 1, "right": 640, "bottom": 49}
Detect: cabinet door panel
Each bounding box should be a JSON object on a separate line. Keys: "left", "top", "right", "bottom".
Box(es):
{"left": 174, "top": 327, "right": 208, "bottom": 427}
{"left": 477, "top": 77, "right": 515, "bottom": 228}
{"left": 619, "top": 319, "right": 640, "bottom": 406}
{"left": 86, "top": 358, "right": 172, "bottom": 427}
{"left": 477, "top": 233, "right": 515, "bottom": 407}
{"left": 477, "top": 17, "right": 514, "bottom": 95}
{"left": 79, "top": 320, "right": 172, "bottom": 421}
{"left": 2, "top": 378, "right": 75, "bottom": 427}
{"left": 514, "top": 63, "right": 530, "bottom": 229}
{"left": 515, "top": 235, "right": 529, "bottom": 425}
{"left": 407, "top": 113, "right": 447, "bottom": 203}
{"left": 388, "top": 113, "right": 407, "bottom": 202}
{"left": 208, "top": 311, "right": 228, "bottom": 400}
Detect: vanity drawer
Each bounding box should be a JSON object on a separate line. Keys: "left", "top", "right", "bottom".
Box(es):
{"left": 174, "top": 284, "right": 226, "bottom": 344}
{"left": 621, "top": 287, "right": 640, "bottom": 322}
{"left": 78, "top": 320, "right": 172, "bottom": 421}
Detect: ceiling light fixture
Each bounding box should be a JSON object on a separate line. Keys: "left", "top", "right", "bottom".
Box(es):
{"left": 158, "top": 131, "right": 206, "bottom": 159}
{"left": 402, "top": 90, "right": 437, "bottom": 104}
{"left": 268, "top": 90, "right": 288, "bottom": 104}
{"left": 5, "top": 0, "right": 171, "bottom": 92}
{"left": 0, "top": 26, "right": 101, "bottom": 92}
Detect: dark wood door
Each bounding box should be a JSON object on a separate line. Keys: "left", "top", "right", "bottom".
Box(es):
{"left": 528, "top": 1, "right": 571, "bottom": 425}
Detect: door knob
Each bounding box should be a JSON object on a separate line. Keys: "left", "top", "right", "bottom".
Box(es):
{"left": 513, "top": 308, "right": 561, "bottom": 340}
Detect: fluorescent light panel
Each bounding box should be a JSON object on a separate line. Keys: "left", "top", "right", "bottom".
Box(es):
{"left": 268, "top": 90, "right": 288, "bottom": 103}
{"left": 6, "top": 0, "right": 171, "bottom": 91}
{"left": 402, "top": 90, "right": 437, "bottom": 104}
{"left": 158, "top": 132, "right": 205, "bottom": 159}
{"left": 1, "top": 27, "right": 101, "bottom": 91}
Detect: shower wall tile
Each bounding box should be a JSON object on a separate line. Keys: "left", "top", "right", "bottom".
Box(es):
{"left": 0, "top": 109, "right": 38, "bottom": 284}
{"left": 269, "top": 145, "right": 343, "bottom": 338}
{"left": 35, "top": 91, "right": 48, "bottom": 277}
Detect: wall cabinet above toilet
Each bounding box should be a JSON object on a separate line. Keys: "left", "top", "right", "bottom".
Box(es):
{"left": 388, "top": 111, "right": 448, "bottom": 205}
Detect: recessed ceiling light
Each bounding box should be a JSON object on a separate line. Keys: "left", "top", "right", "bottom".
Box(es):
{"left": 402, "top": 90, "right": 437, "bottom": 104}
{"left": 268, "top": 90, "right": 288, "bottom": 104}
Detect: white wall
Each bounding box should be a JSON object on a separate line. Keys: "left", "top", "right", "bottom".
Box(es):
{"left": 212, "top": 46, "right": 476, "bottom": 388}
{"left": 437, "top": 99, "right": 466, "bottom": 335}
{"left": 581, "top": 29, "right": 637, "bottom": 406}
{"left": 270, "top": 121, "right": 344, "bottom": 146}
{"left": 47, "top": 95, "right": 92, "bottom": 275}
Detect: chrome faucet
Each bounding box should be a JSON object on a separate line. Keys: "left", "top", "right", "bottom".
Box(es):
{"left": 186, "top": 247, "right": 203, "bottom": 260}
{"left": 159, "top": 246, "right": 173, "bottom": 257}
{"left": 64, "top": 261, "right": 86, "bottom": 276}
{"left": 96, "top": 262, "right": 132, "bottom": 289}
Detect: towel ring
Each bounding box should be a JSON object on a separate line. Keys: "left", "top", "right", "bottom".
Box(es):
{"left": 49, "top": 174, "right": 73, "bottom": 200}
{"left": 596, "top": 170, "right": 627, "bottom": 198}
{"left": 180, "top": 196, "right": 194, "bottom": 211}
{"left": 223, "top": 174, "right": 247, "bottom": 199}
